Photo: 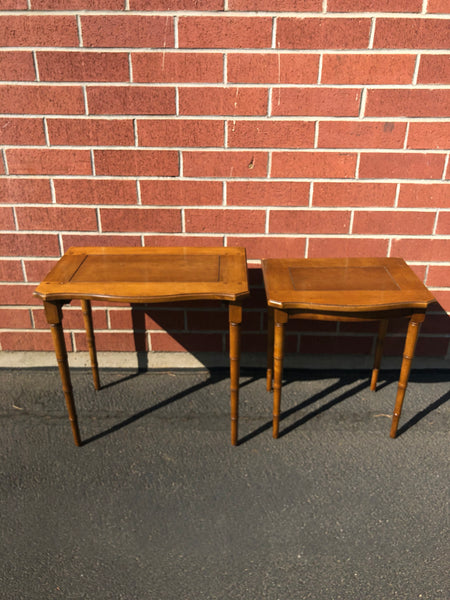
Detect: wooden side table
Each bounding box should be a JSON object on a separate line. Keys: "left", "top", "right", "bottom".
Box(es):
{"left": 262, "top": 257, "right": 436, "bottom": 439}
{"left": 34, "top": 247, "right": 249, "bottom": 446}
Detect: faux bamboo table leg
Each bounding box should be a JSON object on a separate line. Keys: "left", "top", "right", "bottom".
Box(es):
{"left": 370, "top": 319, "right": 388, "bottom": 391}
{"left": 44, "top": 301, "right": 81, "bottom": 447}
{"left": 81, "top": 299, "right": 100, "bottom": 391}
{"left": 390, "top": 313, "right": 424, "bottom": 438}
{"left": 273, "top": 309, "right": 288, "bottom": 439}
{"left": 266, "top": 306, "right": 274, "bottom": 392}
{"left": 229, "top": 303, "right": 242, "bottom": 446}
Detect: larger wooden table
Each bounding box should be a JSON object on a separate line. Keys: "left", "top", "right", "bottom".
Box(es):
{"left": 34, "top": 247, "right": 249, "bottom": 446}
{"left": 262, "top": 257, "right": 435, "bottom": 439}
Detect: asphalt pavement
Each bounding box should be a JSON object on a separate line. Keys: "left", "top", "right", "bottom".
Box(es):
{"left": 1, "top": 366, "right": 449, "bottom": 600}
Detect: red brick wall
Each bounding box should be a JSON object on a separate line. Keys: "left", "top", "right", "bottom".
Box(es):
{"left": 1, "top": 1, "right": 449, "bottom": 361}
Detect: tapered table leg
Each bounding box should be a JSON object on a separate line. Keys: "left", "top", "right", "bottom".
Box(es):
{"left": 370, "top": 319, "right": 388, "bottom": 391}
{"left": 273, "top": 309, "right": 288, "bottom": 439}
{"left": 81, "top": 299, "right": 100, "bottom": 391}
{"left": 229, "top": 303, "right": 242, "bottom": 446}
{"left": 390, "top": 314, "right": 424, "bottom": 438}
{"left": 266, "top": 306, "right": 274, "bottom": 391}
{"left": 44, "top": 301, "right": 81, "bottom": 447}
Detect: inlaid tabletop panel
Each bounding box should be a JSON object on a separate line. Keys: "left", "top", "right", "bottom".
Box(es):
{"left": 35, "top": 247, "right": 249, "bottom": 303}
{"left": 262, "top": 257, "right": 435, "bottom": 312}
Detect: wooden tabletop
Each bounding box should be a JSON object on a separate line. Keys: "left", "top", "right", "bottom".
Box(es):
{"left": 262, "top": 257, "right": 435, "bottom": 312}
{"left": 35, "top": 246, "right": 249, "bottom": 303}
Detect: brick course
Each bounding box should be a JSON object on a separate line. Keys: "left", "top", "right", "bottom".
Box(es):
{"left": 0, "top": 3, "right": 448, "bottom": 361}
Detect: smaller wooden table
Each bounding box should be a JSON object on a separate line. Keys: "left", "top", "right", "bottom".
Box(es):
{"left": 262, "top": 257, "right": 435, "bottom": 439}
{"left": 34, "top": 247, "right": 249, "bottom": 446}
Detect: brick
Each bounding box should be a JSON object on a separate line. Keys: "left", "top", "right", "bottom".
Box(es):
{"left": 183, "top": 151, "right": 268, "bottom": 178}
{"left": 87, "top": 86, "right": 175, "bottom": 116}
{"left": 0, "top": 233, "right": 60, "bottom": 256}
{"left": 47, "top": 118, "right": 135, "bottom": 146}
{"left": 373, "top": 19, "right": 450, "bottom": 49}
{"left": 313, "top": 182, "right": 397, "bottom": 207}
{"left": 391, "top": 238, "right": 450, "bottom": 262}
{"left": 37, "top": 52, "right": 130, "bottom": 83}
{"left": 418, "top": 55, "right": 450, "bottom": 84}
{"left": 94, "top": 150, "right": 178, "bottom": 177}
{"left": 24, "top": 260, "right": 58, "bottom": 282}
{"left": 427, "top": 0, "right": 450, "bottom": 12}
{"left": 299, "top": 334, "right": 373, "bottom": 355}
{"left": 407, "top": 123, "right": 450, "bottom": 150}
{"left": 269, "top": 209, "right": 350, "bottom": 234}
{"left": 436, "top": 211, "right": 450, "bottom": 235}
{"left": 0, "top": 52, "right": 35, "bottom": 81}
{"left": 0, "top": 283, "right": 42, "bottom": 305}
{"left": 228, "top": 120, "right": 315, "bottom": 149}
{"left": 397, "top": 184, "right": 449, "bottom": 208}
{"left": 81, "top": 16, "right": 174, "bottom": 49}
{"left": 186, "top": 309, "right": 228, "bottom": 331}
{"left": 229, "top": 0, "right": 321, "bottom": 8}
{"left": 130, "top": 0, "right": 223, "bottom": 8}
{"left": 109, "top": 307, "right": 185, "bottom": 332}
{"left": 271, "top": 151, "right": 356, "bottom": 178}
{"left": 138, "top": 119, "right": 223, "bottom": 148}
{"left": 327, "top": 0, "right": 422, "bottom": 10}
{"left": 185, "top": 209, "right": 265, "bottom": 234}
{"left": 0, "top": 0, "right": 28, "bottom": 8}
{"left": 365, "top": 90, "right": 450, "bottom": 118}
{"left": 0, "top": 118, "right": 46, "bottom": 146}
{"left": 277, "top": 18, "right": 371, "bottom": 49}
{"left": 432, "top": 290, "right": 450, "bottom": 314}
{"left": 227, "top": 181, "right": 310, "bottom": 206}
{"left": 0, "top": 331, "right": 72, "bottom": 352}
{"left": 352, "top": 210, "right": 435, "bottom": 235}
{"left": 140, "top": 180, "right": 223, "bottom": 206}
{"left": 31, "top": 0, "right": 124, "bottom": 7}
{"left": 0, "top": 261, "right": 23, "bottom": 282}
{"left": 318, "top": 121, "right": 406, "bottom": 149}
{"left": 359, "top": 152, "right": 445, "bottom": 180}
{"left": 100, "top": 208, "right": 181, "bottom": 233}
{"left": 321, "top": 54, "right": 415, "bottom": 85}
{"left": 421, "top": 312, "right": 450, "bottom": 335}
{"left": 179, "top": 87, "right": 267, "bottom": 116}
{"left": 227, "top": 53, "right": 319, "bottom": 84}
{"left": 74, "top": 331, "right": 146, "bottom": 352}
{"left": 0, "top": 179, "right": 52, "bottom": 204}
{"left": 151, "top": 332, "right": 223, "bottom": 352}
{"left": 132, "top": 52, "right": 223, "bottom": 83}
{"left": 427, "top": 265, "right": 450, "bottom": 288}
{"left": 178, "top": 16, "right": 272, "bottom": 49}
{"left": 61, "top": 234, "right": 141, "bottom": 251}
{"left": 0, "top": 16, "right": 78, "bottom": 47}
{"left": 54, "top": 179, "right": 138, "bottom": 205}
{"left": 143, "top": 236, "right": 225, "bottom": 249}
{"left": 0, "top": 308, "right": 31, "bottom": 329}
{"left": 272, "top": 88, "right": 360, "bottom": 117}
{"left": 0, "top": 85, "right": 85, "bottom": 115}
{"left": 308, "top": 237, "right": 389, "bottom": 258}
{"left": 33, "top": 306, "right": 108, "bottom": 330}
{"left": 0, "top": 207, "right": 15, "bottom": 230}
{"left": 383, "top": 335, "right": 449, "bottom": 358}
{"left": 6, "top": 149, "right": 92, "bottom": 175}
{"left": 16, "top": 207, "right": 97, "bottom": 232}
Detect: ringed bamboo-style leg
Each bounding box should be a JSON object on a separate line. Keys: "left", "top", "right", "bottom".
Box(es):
{"left": 273, "top": 309, "right": 288, "bottom": 439}
{"left": 390, "top": 313, "right": 424, "bottom": 438}
{"left": 81, "top": 299, "right": 100, "bottom": 391}
{"left": 229, "top": 303, "right": 242, "bottom": 446}
{"left": 370, "top": 319, "right": 388, "bottom": 391}
{"left": 266, "top": 306, "right": 274, "bottom": 391}
{"left": 44, "top": 301, "right": 81, "bottom": 447}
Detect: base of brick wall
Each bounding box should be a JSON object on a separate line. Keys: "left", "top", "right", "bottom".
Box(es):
{"left": 1, "top": 351, "right": 449, "bottom": 371}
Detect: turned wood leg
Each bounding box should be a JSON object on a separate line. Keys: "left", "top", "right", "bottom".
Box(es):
{"left": 273, "top": 309, "right": 288, "bottom": 439}
{"left": 266, "top": 306, "right": 274, "bottom": 392}
{"left": 81, "top": 299, "right": 100, "bottom": 391}
{"left": 370, "top": 319, "right": 388, "bottom": 391}
{"left": 44, "top": 301, "right": 81, "bottom": 447}
{"left": 390, "top": 313, "right": 424, "bottom": 438}
{"left": 229, "top": 303, "right": 242, "bottom": 446}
